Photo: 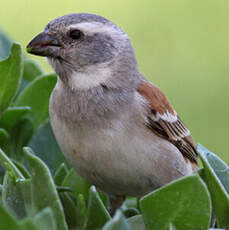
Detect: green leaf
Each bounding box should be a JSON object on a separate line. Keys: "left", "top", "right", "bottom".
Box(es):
{"left": 76, "top": 194, "right": 87, "bottom": 227}
{"left": 0, "top": 43, "right": 23, "bottom": 115}
{"left": 0, "top": 106, "right": 30, "bottom": 130}
{"left": 23, "top": 59, "right": 43, "bottom": 80}
{"left": 0, "top": 202, "right": 22, "bottom": 230}
{"left": 9, "top": 118, "right": 34, "bottom": 159}
{"left": 127, "top": 215, "right": 146, "bottom": 230}
{"left": 18, "top": 179, "right": 33, "bottom": 217}
{"left": 12, "top": 160, "right": 30, "bottom": 179}
{"left": 23, "top": 147, "right": 68, "bottom": 230}
{"left": 84, "top": 186, "right": 111, "bottom": 230}
{"left": 103, "top": 210, "right": 130, "bottom": 230}
{"left": 0, "top": 30, "right": 12, "bottom": 60}
{"left": 29, "top": 121, "right": 67, "bottom": 174}
{"left": 20, "top": 218, "right": 39, "bottom": 230}
{"left": 0, "top": 128, "right": 10, "bottom": 146}
{"left": 21, "top": 209, "right": 58, "bottom": 230}
{"left": 32, "top": 208, "right": 56, "bottom": 230}
{"left": 54, "top": 163, "right": 69, "bottom": 186}
{"left": 0, "top": 148, "right": 24, "bottom": 179}
{"left": 2, "top": 172, "right": 26, "bottom": 219}
{"left": 198, "top": 144, "right": 229, "bottom": 193}
{"left": 62, "top": 168, "right": 91, "bottom": 201}
{"left": 140, "top": 174, "right": 211, "bottom": 230}
{"left": 15, "top": 74, "right": 57, "bottom": 130}
{"left": 20, "top": 209, "right": 56, "bottom": 230}
{"left": 197, "top": 144, "right": 229, "bottom": 229}
{"left": 98, "top": 191, "right": 108, "bottom": 208}
{"left": 18, "top": 59, "right": 43, "bottom": 96}
{"left": 60, "top": 192, "right": 78, "bottom": 228}
{"left": 61, "top": 193, "right": 87, "bottom": 229}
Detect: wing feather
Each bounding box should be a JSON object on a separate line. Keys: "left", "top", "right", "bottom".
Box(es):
{"left": 138, "top": 80, "right": 198, "bottom": 164}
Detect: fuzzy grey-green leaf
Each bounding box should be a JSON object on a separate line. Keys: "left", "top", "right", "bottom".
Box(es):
{"left": 2, "top": 172, "right": 26, "bottom": 219}
{"left": 127, "top": 215, "right": 145, "bottom": 230}
{"left": 18, "top": 179, "right": 33, "bottom": 217}
{"left": 0, "top": 30, "right": 12, "bottom": 60}
{"left": 103, "top": 210, "right": 130, "bottom": 230}
{"left": 32, "top": 207, "right": 56, "bottom": 230}
{"left": 140, "top": 174, "right": 211, "bottom": 230}
{"left": 85, "top": 186, "right": 110, "bottom": 230}
{"left": 197, "top": 144, "right": 229, "bottom": 229}
{"left": 0, "top": 148, "right": 24, "bottom": 179}
{"left": 20, "top": 218, "right": 39, "bottom": 230}
{"left": 23, "top": 147, "right": 68, "bottom": 230}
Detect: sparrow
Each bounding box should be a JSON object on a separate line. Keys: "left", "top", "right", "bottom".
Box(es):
{"left": 27, "top": 13, "right": 198, "bottom": 215}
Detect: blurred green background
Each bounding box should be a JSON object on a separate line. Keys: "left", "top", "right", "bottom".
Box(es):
{"left": 0, "top": 0, "right": 228, "bottom": 163}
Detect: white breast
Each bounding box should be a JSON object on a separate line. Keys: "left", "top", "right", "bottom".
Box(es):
{"left": 49, "top": 97, "right": 193, "bottom": 196}
{"left": 69, "top": 64, "right": 112, "bottom": 90}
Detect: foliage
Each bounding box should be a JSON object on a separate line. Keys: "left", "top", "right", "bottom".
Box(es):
{"left": 0, "top": 34, "right": 228, "bottom": 230}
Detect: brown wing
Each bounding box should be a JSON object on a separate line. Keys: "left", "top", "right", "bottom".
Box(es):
{"left": 138, "top": 80, "right": 198, "bottom": 164}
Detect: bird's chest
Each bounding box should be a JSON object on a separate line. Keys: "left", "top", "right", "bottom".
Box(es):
{"left": 49, "top": 85, "right": 192, "bottom": 196}
{"left": 50, "top": 104, "right": 133, "bottom": 170}
{"left": 50, "top": 108, "right": 144, "bottom": 192}
{"left": 49, "top": 82, "right": 140, "bottom": 165}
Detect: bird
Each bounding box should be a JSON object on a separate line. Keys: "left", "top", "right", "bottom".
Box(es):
{"left": 27, "top": 13, "right": 198, "bottom": 215}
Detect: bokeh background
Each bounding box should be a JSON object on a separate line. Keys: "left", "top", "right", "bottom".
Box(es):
{"left": 0, "top": 0, "right": 228, "bottom": 163}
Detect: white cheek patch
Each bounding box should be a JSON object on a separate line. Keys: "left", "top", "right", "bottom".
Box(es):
{"left": 69, "top": 64, "right": 112, "bottom": 90}
{"left": 47, "top": 57, "right": 112, "bottom": 90}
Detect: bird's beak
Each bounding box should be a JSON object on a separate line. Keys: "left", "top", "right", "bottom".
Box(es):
{"left": 26, "top": 32, "right": 62, "bottom": 57}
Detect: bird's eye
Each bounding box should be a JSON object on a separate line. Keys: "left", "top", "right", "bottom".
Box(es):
{"left": 69, "top": 29, "right": 82, "bottom": 40}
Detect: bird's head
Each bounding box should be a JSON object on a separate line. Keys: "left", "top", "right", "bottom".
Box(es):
{"left": 27, "top": 13, "right": 139, "bottom": 90}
